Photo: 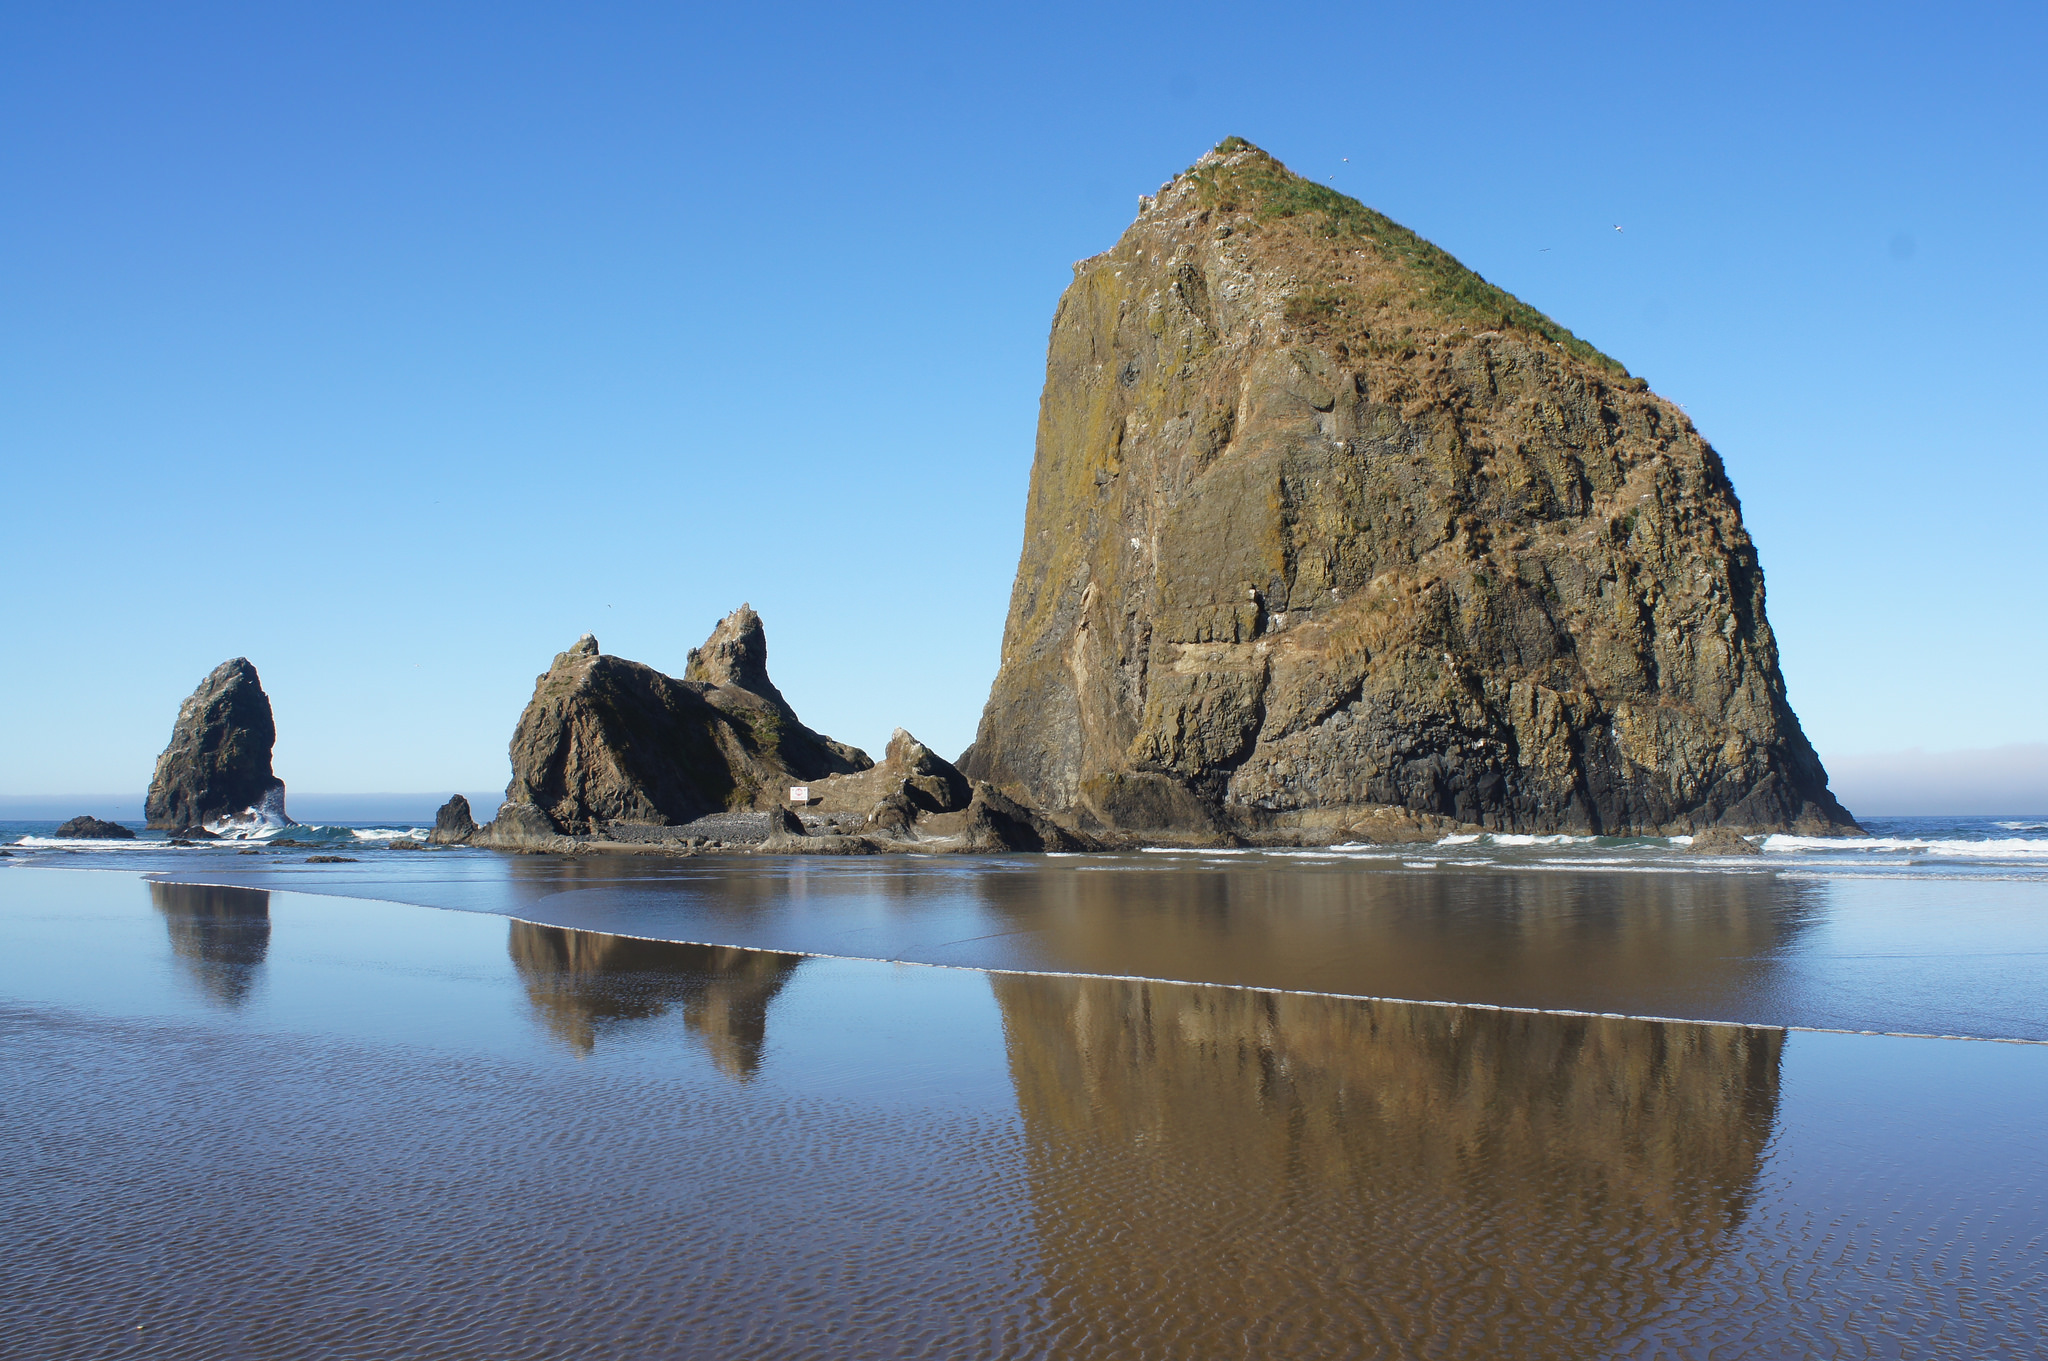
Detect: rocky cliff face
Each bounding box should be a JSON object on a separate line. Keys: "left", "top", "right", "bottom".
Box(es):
{"left": 489, "top": 610, "right": 871, "bottom": 838}
{"left": 144, "top": 659, "right": 288, "bottom": 830}
{"left": 964, "top": 140, "right": 1856, "bottom": 837}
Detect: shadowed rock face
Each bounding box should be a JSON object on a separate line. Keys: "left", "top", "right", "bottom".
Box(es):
{"left": 430, "top": 795, "right": 476, "bottom": 845}
{"left": 507, "top": 921, "right": 803, "bottom": 1074}
{"left": 492, "top": 614, "right": 870, "bottom": 839}
{"left": 964, "top": 141, "right": 1856, "bottom": 837}
{"left": 144, "top": 659, "right": 287, "bottom": 830}
{"left": 53, "top": 816, "right": 134, "bottom": 840}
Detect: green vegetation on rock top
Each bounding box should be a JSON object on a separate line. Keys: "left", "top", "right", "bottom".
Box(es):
{"left": 1186, "top": 139, "right": 1625, "bottom": 376}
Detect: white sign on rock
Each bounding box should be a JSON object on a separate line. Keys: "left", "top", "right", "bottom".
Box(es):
{"left": 789, "top": 787, "right": 810, "bottom": 804}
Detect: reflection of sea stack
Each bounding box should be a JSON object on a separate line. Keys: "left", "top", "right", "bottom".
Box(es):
{"left": 992, "top": 973, "right": 1780, "bottom": 1354}
{"left": 964, "top": 139, "right": 1856, "bottom": 838}
{"left": 480, "top": 612, "right": 870, "bottom": 843}
{"left": 507, "top": 921, "right": 802, "bottom": 1075}
{"left": 144, "top": 659, "right": 288, "bottom": 830}
{"left": 967, "top": 859, "right": 1810, "bottom": 1012}
{"left": 148, "top": 882, "right": 272, "bottom": 1006}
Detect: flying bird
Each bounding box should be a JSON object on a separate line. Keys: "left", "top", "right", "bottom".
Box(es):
{"left": 1613, "top": 224, "right": 1624, "bottom": 232}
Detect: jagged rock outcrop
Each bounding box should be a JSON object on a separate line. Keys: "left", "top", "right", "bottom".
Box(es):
{"left": 1687, "top": 826, "right": 1762, "bottom": 856}
{"left": 479, "top": 612, "right": 870, "bottom": 840}
{"left": 430, "top": 795, "right": 477, "bottom": 845}
{"left": 788, "top": 728, "right": 973, "bottom": 828}
{"left": 959, "top": 782, "right": 1093, "bottom": 852}
{"left": 144, "top": 659, "right": 289, "bottom": 831}
{"left": 53, "top": 815, "right": 135, "bottom": 840}
{"left": 963, "top": 139, "right": 1858, "bottom": 838}
{"left": 477, "top": 801, "right": 559, "bottom": 849}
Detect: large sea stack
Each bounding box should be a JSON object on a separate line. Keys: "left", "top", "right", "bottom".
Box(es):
{"left": 144, "top": 659, "right": 287, "bottom": 830}
{"left": 486, "top": 608, "right": 871, "bottom": 839}
{"left": 963, "top": 140, "right": 1856, "bottom": 838}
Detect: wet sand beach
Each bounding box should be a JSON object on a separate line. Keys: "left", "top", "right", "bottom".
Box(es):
{"left": 3, "top": 864, "right": 2045, "bottom": 1358}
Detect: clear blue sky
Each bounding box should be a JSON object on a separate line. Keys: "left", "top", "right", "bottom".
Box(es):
{"left": 4, "top": 0, "right": 2043, "bottom": 805}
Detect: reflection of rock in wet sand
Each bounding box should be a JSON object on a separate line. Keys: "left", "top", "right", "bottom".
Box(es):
{"left": 508, "top": 922, "right": 802, "bottom": 1075}
{"left": 975, "top": 863, "right": 1815, "bottom": 1016}
{"left": 994, "top": 974, "right": 1781, "bottom": 1358}
{"left": 148, "top": 882, "right": 271, "bottom": 1006}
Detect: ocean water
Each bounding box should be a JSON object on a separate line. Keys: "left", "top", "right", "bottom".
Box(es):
{"left": 2, "top": 867, "right": 2044, "bottom": 1359}
{"left": 9, "top": 814, "right": 2046, "bottom": 1039}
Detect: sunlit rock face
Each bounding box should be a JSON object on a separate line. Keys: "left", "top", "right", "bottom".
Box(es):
{"left": 507, "top": 921, "right": 803, "bottom": 1076}
{"left": 144, "top": 659, "right": 288, "bottom": 831}
{"left": 148, "top": 882, "right": 272, "bottom": 1006}
{"left": 964, "top": 140, "right": 1855, "bottom": 837}
{"left": 993, "top": 972, "right": 1781, "bottom": 1356}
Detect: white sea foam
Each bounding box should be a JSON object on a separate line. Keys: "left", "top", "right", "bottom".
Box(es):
{"left": 205, "top": 787, "right": 293, "bottom": 839}
{"left": 1762, "top": 834, "right": 2048, "bottom": 861}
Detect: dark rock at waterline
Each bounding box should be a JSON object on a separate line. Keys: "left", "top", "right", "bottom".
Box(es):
{"left": 495, "top": 615, "right": 869, "bottom": 838}
{"left": 53, "top": 816, "right": 135, "bottom": 840}
{"left": 306, "top": 855, "right": 357, "bottom": 863}
{"left": 866, "top": 790, "right": 916, "bottom": 835}
{"left": 767, "top": 807, "right": 806, "bottom": 838}
{"left": 474, "top": 801, "right": 560, "bottom": 849}
{"left": 145, "top": 659, "right": 288, "bottom": 831}
{"left": 168, "top": 826, "right": 220, "bottom": 840}
{"left": 430, "top": 795, "right": 477, "bottom": 845}
{"left": 1686, "top": 827, "right": 1762, "bottom": 856}
{"left": 962, "top": 782, "right": 1094, "bottom": 853}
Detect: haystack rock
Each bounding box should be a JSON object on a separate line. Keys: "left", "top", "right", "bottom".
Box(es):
{"left": 144, "top": 659, "right": 289, "bottom": 831}
{"left": 479, "top": 611, "right": 871, "bottom": 842}
{"left": 962, "top": 139, "right": 1858, "bottom": 839}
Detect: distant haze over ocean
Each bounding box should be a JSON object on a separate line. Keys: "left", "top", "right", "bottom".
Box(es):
{"left": 0, "top": 793, "right": 505, "bottom": 825}
{"left": 4, "top": 748, "right": 2042, "bottom": 823}
{"left": 1823, "top": 744, "right": 2048, "bottom": 817}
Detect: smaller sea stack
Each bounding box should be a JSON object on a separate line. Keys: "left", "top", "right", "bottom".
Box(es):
{"left": 145, "top": 659, "right": 287, "bottom": 831}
